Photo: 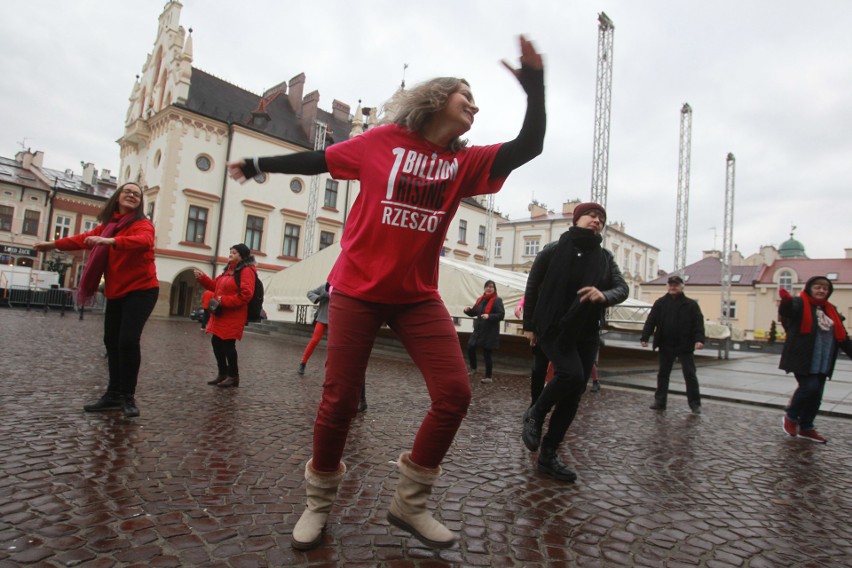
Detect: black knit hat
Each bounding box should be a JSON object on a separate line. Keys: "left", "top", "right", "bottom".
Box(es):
{"left": 231, "top": 243, "right": 251, "bottom": 260}
{"left": 572, "top": 202, "right": 607, "bottom": 225}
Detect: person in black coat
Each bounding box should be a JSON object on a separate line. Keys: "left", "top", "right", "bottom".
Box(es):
{"left": 464, "top": 280, "right": 505, "bottom": 384}
{"left": 640, "top": 274, "right": 706, "bottom": 413}
{"left": 778, "top": 275, "right": 852, "bottom": 443}
{"left": 521, "top": 202, "right": 628, "bottom": 482}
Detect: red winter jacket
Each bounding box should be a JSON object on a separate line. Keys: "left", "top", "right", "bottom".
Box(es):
{"left": 54, "top": 217, "right": 158, "bottom": 299}
{"left": 197, "top": 262, "right": 256, "bottom": 341}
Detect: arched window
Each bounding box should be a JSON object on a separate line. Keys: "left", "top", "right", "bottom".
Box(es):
{"left": 779, "top": 270, "right": 793, "bottom": 292}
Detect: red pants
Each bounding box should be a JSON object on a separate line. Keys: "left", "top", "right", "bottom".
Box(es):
{"left": 312, "top": 291, "right": 470, "bottom": 471}
{"left": 301, "top": 322, "right": 327, "bottom": 364}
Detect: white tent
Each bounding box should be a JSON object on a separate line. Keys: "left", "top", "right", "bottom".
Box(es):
{"left": 263, "top": 242, "right": 528, "bottom": 320}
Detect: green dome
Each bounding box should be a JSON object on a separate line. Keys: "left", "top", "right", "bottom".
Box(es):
{"left": 778, "top": 236, "right": 807, "bottom": 259}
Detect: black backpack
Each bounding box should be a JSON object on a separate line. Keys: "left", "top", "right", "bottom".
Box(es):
{"left": 234, "top": 267, "right": 265, "bottom": 323}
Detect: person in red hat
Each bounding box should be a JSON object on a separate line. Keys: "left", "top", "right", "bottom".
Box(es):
{"left": 521, "top": 202, "right": 628, "bottom": 482}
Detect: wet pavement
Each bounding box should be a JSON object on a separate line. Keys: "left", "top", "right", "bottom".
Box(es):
{"left": 1, "top": 308, "right": 851, "bottom": 567}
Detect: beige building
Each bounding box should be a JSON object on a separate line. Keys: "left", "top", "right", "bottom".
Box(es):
{"left": 116, "top": 1, "right": 492, "bottom": 319}
{"left": 494, "top": 200, "right": 660, "bottom": 298}
{"left": 641, "top": 241, "right": 852, "bottom": 340}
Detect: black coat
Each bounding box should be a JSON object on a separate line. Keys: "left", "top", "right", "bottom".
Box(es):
{"left": 523, "top": 229, "right": 628, "bottom": 342}
{"left": 467, "top": 296, "right": 505, "bottom": 350}
{"left": 641, "top": 293, "right": 706, "bottom": 353}
{"left": 778, "top": 296, "right": 852, "bottom": 378}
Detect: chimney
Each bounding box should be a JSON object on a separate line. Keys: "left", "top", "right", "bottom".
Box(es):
{"left": 288, "top": 73, "right": 306, "bottom": 116}
{"left": 845, "top": 248, "right": 852, "bottom": 259}
{"left": 100, "top": 168, "right": 111, "bottom": 181}
{"left": 82, "top": 162, "right": 96, "bottom": 185}
{"left": 528, "top": 201, "right": 549, "bottom": 219}
{"left": 301, "top": 90, "right": 320, "bottom": 141}
{"left": 15, "top": 149, "right": 43, "bottom": 169}
{"left": 332, "top": 99, "right": 350, "bottom": 122}
{"left": 562, "top": 200, "right": 580, "bottom": 216}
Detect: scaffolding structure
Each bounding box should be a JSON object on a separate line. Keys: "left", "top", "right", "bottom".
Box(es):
{"left": 590, "top": 11, "right": 615, "bottom": 210}
{"left": 673, "top": 103, "right": 693, "bottom": 274}
{"left": 301, "top": 121, "right": 328, "bottom": 259}
{"left": 720, "top": 152, "right": 736, "bottom": 359}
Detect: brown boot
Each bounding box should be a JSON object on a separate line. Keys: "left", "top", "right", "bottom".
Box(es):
{"left": 387, "top": 452, "right": 455, "bottom": 549}
{"left": 291, "top": 459, "right": 347, "bottom": 550}
{"left": 207, "top": 374, "right": 227, "bottom": 385}
{"left": 217, "top": 375, "right": 240, "bottom": 388}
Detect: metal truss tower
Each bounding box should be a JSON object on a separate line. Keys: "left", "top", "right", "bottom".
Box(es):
{"left": 720, "top": 153, "right": 736, "bottom": 358}
{"left": 483, "top": 194, "right": 495, "bottom": 265}
{"left": 590, "top": 11, "right": 615, "bottom": 210}
{"left": 302, "top": 121, "right": 328, "bottom": 259}
{"left": 674, "top": 103, "right": 693, "bottom": 274}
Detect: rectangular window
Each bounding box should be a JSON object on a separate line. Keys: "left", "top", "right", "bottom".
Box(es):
{"left": 83, "top": 219, "right": 98, "bottom": 232}
{"left": 146, "top": 201, "right": 155, "bottom": 222}
{"left": 478, "top": 225, "right": 486, "bottom": 248}
{"left": 0, "top": 205, "right": 14, "bottom": 231}
{"left": 722, "top": 301, "right": 737, "bottom": 319}
{"left": 458, "top": 220, "right": 467, "bottom": 243}
{"left": 524, "top": 238, "right": 540, "bottom": 256}
{"left": 283, "top": 223, "right": 300, "bottom": 258}
{"left": 323, "top": 179, "right": 339, "bottom": 208}
{"left": 319, "top": 230, "right": 335, "bottom": 250}
{"left": 186, "top": 205, "right": 208, "bottom": 243}
{"left": 53, "top": 215, "right": 71, "bottom": 240}
{"left": 22, "top": 210, "right": 40, "bottom": 236}
{"left": 494, "top": 238, "right": 502, "bottom": 258}
{"left": 245, "top": 215, "right": 264, "bottom": 251}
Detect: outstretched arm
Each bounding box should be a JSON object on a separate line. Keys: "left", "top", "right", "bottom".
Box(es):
{"left": 227, "top": 151, "right": 329, "bottom": 184}
{"left": 491, "top": 35, "right": 546, "bottom": 179}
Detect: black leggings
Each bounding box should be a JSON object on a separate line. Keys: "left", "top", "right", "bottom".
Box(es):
{"left": 103, "top": 287, "right": 159, "bottom": 397}
{"left": 468, "top": 345, "right": 493, "bottom": 378}
{"left": 211, "top": 335, "right": 239, "bottom": 377}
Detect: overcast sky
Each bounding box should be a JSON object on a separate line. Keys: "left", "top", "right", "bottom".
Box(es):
{"left": 2, "top": 1, "right": 851, "bottom": 270}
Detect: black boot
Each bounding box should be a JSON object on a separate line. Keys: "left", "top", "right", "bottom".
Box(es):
{"left": 537, "top": 447, "right": 577, "bottom": 482}
{"left": 83, "top": 392, "right": 123, "bottom": 412}
{"left": 522, "top": 406, "right": 543, "bottom": 452}
{"left": 358, "top": 385, "right": 368, "bottom": 413}
{"left": 122, "top": 396, "right": 140, "bottom": 418}
{"left": 208, "top": 373, "right": 227, "bottom": 385}
{"left": 298, "top": 363, "right": 306, "bottom": 375}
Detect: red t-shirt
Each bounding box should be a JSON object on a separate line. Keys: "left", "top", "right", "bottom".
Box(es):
{"left": 325, "top": 124, "right": 505, "bottom": 303}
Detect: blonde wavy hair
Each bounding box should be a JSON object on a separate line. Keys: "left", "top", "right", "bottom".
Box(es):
{"left": 382, "top": 77, "right": 471, "bottom": 152}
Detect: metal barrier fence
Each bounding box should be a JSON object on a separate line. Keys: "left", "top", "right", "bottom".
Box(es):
{"left": 1, "top": 286, "right": 104, "bottom": 317}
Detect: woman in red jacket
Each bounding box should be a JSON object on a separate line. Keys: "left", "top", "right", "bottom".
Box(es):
{"left": 34, "top": 182, "right": 159, "bottom": 418}
{"left": 193, "top": 243, "right": 257, "bottom": 388}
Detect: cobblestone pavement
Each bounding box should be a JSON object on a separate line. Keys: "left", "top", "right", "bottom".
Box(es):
{"left": 2, "top": 308, "right": 851, "bottom": 567}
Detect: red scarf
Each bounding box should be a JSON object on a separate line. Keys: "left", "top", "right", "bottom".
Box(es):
{"left": 800, "top": 291, "right": 846, "bottom": 341}
{"left": 76, "top": 212, "right": 137, "bottom": 306}
{"left": 474, "top": 292, "right": 497, "bottom": 315}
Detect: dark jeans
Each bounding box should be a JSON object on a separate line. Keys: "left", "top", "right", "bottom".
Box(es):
{"left": 103, "top": 287, "right": 159, "bottom": 398}
{"left": 211, "top": 335, "right": 239, "bottom": 377}
{"left": 654, "top": 346, "right": 701, "bottom": 407}
{"left": 787, "top": 373, "right": 826, "bottom": 431}
{"left": 529, "top": 344, "right": 550, "bottom": 405}
{"left": 531, "top": 335, "right": 598, "bottom": 450}
{"left": 467, "top": 345, "right": 494, "bottom": 378}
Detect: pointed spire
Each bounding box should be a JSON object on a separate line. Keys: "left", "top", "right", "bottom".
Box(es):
{"left": 183, "top": 27, "right": 193, "bottom": 60}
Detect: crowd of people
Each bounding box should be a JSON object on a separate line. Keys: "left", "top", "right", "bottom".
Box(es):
{"left": 31, "top": 32, "right": 851, "bottom": 555}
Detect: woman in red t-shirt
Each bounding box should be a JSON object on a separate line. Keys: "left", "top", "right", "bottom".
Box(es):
{"left": 34, "top": 182, "right": 159, "bottom": 418}
{"left": 228, "top": 35, "right": 545, "bottom": 551}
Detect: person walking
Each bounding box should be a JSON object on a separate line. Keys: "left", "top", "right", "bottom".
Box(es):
{"left": 464, "top": 280, "right": 504, "bottom": 384}
{"left": 521, "top": 202, "right": 627, "bottom": 482}
{"left": 34, "top": 182, "right": 159, "bottom": 418}
{"left": 228, "top": 35, "right": 545, "bottom": 550}
{"left": 779, "top": 276, "right": 852, "bottom": 443}
{"left": 193, "top": 244, "right": 257, "bottom": 388}
{"left": 200, "top": 289, "right": 215, "bottom": 330}
{"left": 640, "top": 274, "right": 706, "bottom": 414}
{"left": 299, "top": 282, "right": 331, "bottom": 376}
